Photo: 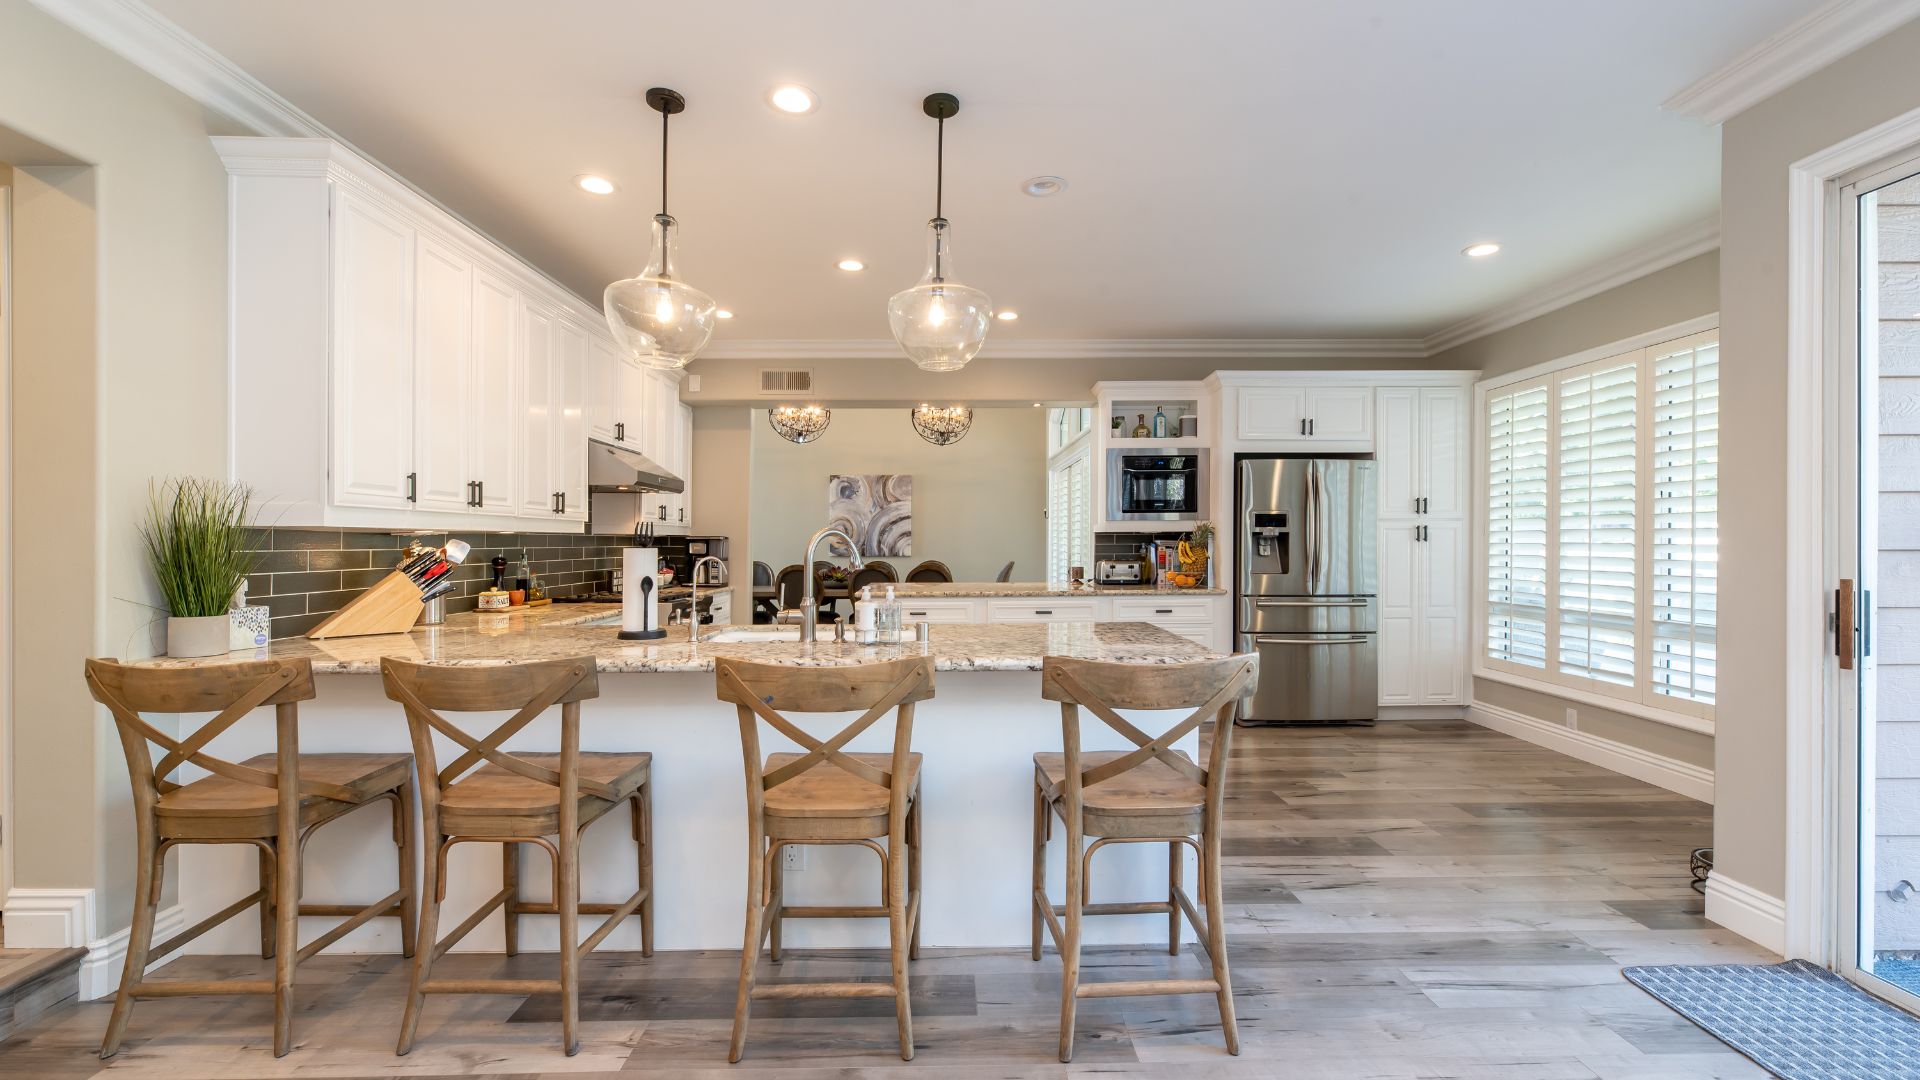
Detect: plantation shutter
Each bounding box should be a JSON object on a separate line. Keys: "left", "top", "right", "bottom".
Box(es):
{"left": 1648, "top": 335, "right": 1719, "bottom": 705}
{"left": 1485, "top": 383, "right": 1551, "bottom": 669}
{"left": 1556, "top": 359, "right": 1639, "bottom": 687}
{"left": 1048, "top": 450, "right": 1092, "bottom": 587}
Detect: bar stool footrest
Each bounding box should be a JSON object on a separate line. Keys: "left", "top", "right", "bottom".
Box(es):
{"left": 1077, "top": 977, "right": 1221, "bottom": 999}
{"left": 752, "top": 982, "right": 897, "bottom": 1000}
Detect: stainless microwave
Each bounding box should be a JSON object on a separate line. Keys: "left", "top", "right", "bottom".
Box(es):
{"left": 1107, "top": 448, "right": 1208, "bottom": 521}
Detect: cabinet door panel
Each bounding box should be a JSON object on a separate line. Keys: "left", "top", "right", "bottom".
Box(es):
{"left": 610, "top": 342, "right": 646, "bottom": 445}
{"left": 469, "top": 268, "right": 517, "bottom": 514}
{"left": 518, "top": 307, "right": 557, "bottom": 517}
{"left": 1305, "top": 387, "right": 1373, "bottom": 441}
{"left": 1376, "top": 521, "right": 1418, "bottom": 705}
{"left": 1418, "top": 387, "right": 1467, "bottom": 518}
{"left": 1237, "top": 387, "right": 1310, "bottom": 440}
{"left": 330, "top": 191, "right": 416, "bottom": 509}
{"left": 1375, "top": 388, "right": 1419, "bottom": 519}
{"left": 412, "top": 236, "right": 472, "bottom": 512}
{"left": 554, "top": 320, "right": 591, "bottom": 521}
{"left": 587, "top": 334, "right": 619, "bottom": 441}
{"left": 1417, "top": 520, "right": 1466, "bottom": 704}
{"left": 676, "top": 399, "right": 694, "bottom": 529}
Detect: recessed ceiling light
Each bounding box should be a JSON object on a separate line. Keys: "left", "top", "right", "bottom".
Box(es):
{"left": 1463, "top": 241, "right": 1501, "bottom": 258}
{"left": 715, "top": 309, "right": 734, "bottom": 319}
{"left": 996, "top": 310, "right": 1019, "bottom": 321}
{"left": 1022, "top": 175, "right": 1067, "bottom": 197}
{"left": 575, "top": 174, "right": 617, "bottom": 195}
{"left": 837, "top": 258, "right": 866, "bottom": 272}
{"left": 768, "top": 85, "right": 818, "bottom": 115}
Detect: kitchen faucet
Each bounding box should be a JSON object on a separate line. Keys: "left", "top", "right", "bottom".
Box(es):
{"left": 795, "top": 526, "right": 864, "bottom": 643}
{"left": 689, "top": 556, "right": 724, "bottom": 631}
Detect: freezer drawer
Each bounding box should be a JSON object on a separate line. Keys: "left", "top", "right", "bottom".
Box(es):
{"left": 1238, "top": 595, "right": 1375, "bottom": 634}
{"left": 1236, "top": 632, "right": 1378, "bottom": 725}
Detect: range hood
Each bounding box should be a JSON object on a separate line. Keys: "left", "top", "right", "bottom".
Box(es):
{"left": 588, "top": 438, "right": 684, "bottom": 494}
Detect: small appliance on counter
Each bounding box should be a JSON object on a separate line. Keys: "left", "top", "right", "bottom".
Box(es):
{"left": 1095, "top": 558, "right": 1149, "bottom": 586}
{"left": 1107, "top": 448, "right": 1209, "bottom": 522}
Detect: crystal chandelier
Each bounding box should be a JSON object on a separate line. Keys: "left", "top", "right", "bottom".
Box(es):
{"left": 769, "top": 405, "right": 831, "bottom": 444}
{"left": 910, "top": 404, "right": 972, "bottom": 446}
{"left": 888, "top": 93, "right": 991, "bottom": 373}
{"left": 604, "top": 88, "right": 717, "bottom": 371}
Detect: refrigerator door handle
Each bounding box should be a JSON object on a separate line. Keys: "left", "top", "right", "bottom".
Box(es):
{"left": 1254, "top": 636, "right": 1370, "bottom": 645}
{"left": 1255, "top": 598, "right": 1369, "bottom": 607}
{"left": 1304, "top": 461, "right": 1319, "bottom": 592}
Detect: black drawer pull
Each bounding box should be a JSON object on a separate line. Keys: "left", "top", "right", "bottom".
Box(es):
{"left": 1155, "top": 608, "right": 1173, "bottom": 614}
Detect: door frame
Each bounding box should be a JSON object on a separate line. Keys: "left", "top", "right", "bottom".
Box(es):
{"left": 1785, "top": 101, "right": 1920, "bottom": 967}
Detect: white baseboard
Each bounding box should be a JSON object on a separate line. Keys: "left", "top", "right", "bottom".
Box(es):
{"left": 3, "top": 887, "right": 94, "bottom": 948}
{"left": 1705, "top": 871, "right": 1787, "bottom": 954}
{"left": 1379, "top": 705, "right": 1470, "bottom": 721}
{"left": 79, "top": 904, "right": 185, "bottom": 1002}
{"left": 1466, "top": 702, "right": 1715, "bottom": 803}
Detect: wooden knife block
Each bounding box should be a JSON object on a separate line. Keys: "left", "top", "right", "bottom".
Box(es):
{"left": 306, "top": 570, "right": 425, "bottom": 639}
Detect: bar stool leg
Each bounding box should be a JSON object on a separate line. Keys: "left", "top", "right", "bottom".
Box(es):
{"left": 1057, "top": 819, "right": 1084, "bottom": 1064}
{"left": 396, "top": 820, "right": 443, "bottom": 1055}
{"left": 558, "top": 828, "right": 581, "bottom": 1056}
{"left": 767, "top": 848, "right": 784, "bottom": 962}
{"left": 272, "top": 706, "right": 302, "bottom": 1058}
{"left": 258, "top": 846, "right": 276, "bottom": 960}
{"left": 887, "top": 841, "right": 914, "bottom": 1060}
{"left": 395, "top": 782, "right": 418, "bottom": 959}
{"left": 1168, "top": 841, "right": 1183, "bottom": 957}
{"left": 1030, "top": 782, "right": 1047, "bottom": 961}
{"left": 728, "top": 830, "right": 767, "bottom": 1063}
{"left": 501, "top": 841, "right": 520, "bottom": 956}
{"left": 1202, "top": 821, "right": 1238, "bottom": 1055}
{"left": 634, "top": 787, "right": 653, "bottom": 957}
{"left": 907, "top": 796, "right": 923, "bottom": 961}
{"left": 99, "top": 823, "right": 160, "bottom": 1058}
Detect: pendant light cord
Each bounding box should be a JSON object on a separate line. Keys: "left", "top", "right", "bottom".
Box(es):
{"left": 660, "top": 106, "right": 670, "bottom": 218}
{"left": 935, "top": 114, "right": 944, "bottom": 221}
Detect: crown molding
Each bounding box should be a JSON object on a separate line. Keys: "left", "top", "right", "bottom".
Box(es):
{"left": 699, "top": 337, "right": 1431, "bottom": 363}
{"left": 1420, "top": 217, "right": 1720, "bottom": 356}
{"left": 27, "top": 0, "right": 326, "bottom": 137}
{"left": 1664, "top": 0, "right": 1920, "bottom": 123}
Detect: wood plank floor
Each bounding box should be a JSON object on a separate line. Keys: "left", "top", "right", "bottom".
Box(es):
{"left": 0, "top": 719, "right": 1776, "bottom": 1078}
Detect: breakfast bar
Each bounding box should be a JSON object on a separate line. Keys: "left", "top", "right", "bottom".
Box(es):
{"left": 129, "top": 607, "right": 1222, "bottom": 959}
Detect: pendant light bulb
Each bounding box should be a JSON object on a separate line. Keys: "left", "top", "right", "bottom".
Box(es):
{"left": 604, "top": 88, "right": 716, "bottom": 371}
{"left": 889, "top": 93, "right": 991, "bottom": 373}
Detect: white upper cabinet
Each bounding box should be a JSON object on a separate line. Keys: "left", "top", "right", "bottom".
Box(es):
{"left": 329, "top": 187, "right": 416, "bottom": 511}
{"left": 1237, "top": 386, "right": 1372, "bottom": 444}
{"left": 1376, "top": 386, "right": 1466, "bottom": 520}
{"left": 588, "top": 337, "right": 620, "bottom": 442}
{"left": 1376, "top": 388, "right": 1420, "bottom": 519}
{"left": 411, "top": 233, "right": 474, "bottom": 513}
{"left": 469, "top": 268, "right": 518, "bottom": 513}
{"left": 220, "top": 138, "right": 618, "bottom": 531}
{"left": 615, "top": 349, "right": 649, "bottom": 447}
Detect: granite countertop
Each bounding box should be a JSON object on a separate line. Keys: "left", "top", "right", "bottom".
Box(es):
{"left": 127, "top": 605, "right": 1221, "bottom": 675}
{"left": 762, "top": 581, "right": 1227, "bottom": 598}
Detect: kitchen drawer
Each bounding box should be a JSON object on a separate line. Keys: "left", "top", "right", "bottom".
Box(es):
{"left": 896, "top": 599, "right": 979, "bottom": 624}
{"left": 1107, "top": 596, "right": 1216, "bottom": 622}
{"left": 986, "top": 599, "right": 1097, "bottom": 623}
{"left": 1163, "top": 623, "right": 1221, "bottom": 651}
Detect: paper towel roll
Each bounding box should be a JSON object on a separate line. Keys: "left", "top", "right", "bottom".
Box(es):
{"left": 620, "top": 547, "right": 666, "bottom": 640}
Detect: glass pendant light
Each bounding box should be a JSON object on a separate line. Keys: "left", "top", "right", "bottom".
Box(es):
{"left": 888, "top": 92, "right": 991, "bottom": 373}
{"left": 605, "top": 88, "right": 717, "bottom": 371}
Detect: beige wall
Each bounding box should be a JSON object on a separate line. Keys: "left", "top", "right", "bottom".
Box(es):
{"left": 1431, "top": 250, "right": 1721, "bottom": 776}
{"left": 1716, "top": 17, "right": 1920, "bottom": 904}
{"left": 690, "top": 406, "right": 753, "bottom": 620}
{"left": 1431, "top": 252, "right": 1720, "bottom": 379}
{"left": 749, "top": 408, "right": 1048, "bottom": 583}
{"left": 1, "top": 4, "right": 233, "bottom": 941}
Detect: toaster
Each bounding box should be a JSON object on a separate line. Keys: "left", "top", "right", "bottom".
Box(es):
{"left": 1095, "top": 559, "right": 1148, "bottom": 585}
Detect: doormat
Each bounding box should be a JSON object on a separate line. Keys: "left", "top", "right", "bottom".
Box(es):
{"left": 1623, "top": 959, "right": 1920, "bottom": 1079}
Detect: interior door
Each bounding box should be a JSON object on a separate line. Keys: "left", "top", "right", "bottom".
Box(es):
{"left": 1838, "top": 152, "right": 1920, "bottom": 1013}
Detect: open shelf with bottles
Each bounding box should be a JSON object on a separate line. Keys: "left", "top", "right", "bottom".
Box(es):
{"left": 1105, "top": 398, "right": 1200, "bottom": 445}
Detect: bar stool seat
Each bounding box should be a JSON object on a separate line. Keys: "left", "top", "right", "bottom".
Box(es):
{"left": 1032, "top": 751, "right": 1205, "bottom": 835}
{"left": 157, "top": 752, "right": 413, "bottom": 836}
{"left": 440, "top": 751, "right": 651, "bottom": 836}
{"left": 762, "top": 751, "right": 921, "bottom": 837}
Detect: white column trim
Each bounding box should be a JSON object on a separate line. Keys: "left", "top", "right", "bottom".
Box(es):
{"left": 1705, "top": 871, "right": 1788, "bottom": 955}
{"left": 2, "top": 887, "right": 93, "bottom": 948}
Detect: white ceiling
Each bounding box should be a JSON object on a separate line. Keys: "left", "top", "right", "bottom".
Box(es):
{"left": 146, "top": 0, "right": 1815, "bottom": 344}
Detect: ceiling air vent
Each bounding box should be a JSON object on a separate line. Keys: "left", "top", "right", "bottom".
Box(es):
{"left": 759, "top": 369, "right": 814, "bottom": 395}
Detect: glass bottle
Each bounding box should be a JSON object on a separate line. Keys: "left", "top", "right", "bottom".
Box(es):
{"left": 879, "top": 585, "right": 902, "bottom": 644}
{"left": 1132, "top": 413, "right": 1150, "bottom": 438}
{"left": 1153, "top": 406, "right": 1169, "bottom": 439}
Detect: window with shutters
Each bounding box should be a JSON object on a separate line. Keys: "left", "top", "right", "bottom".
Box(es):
{"left": 1048, "top": 410, "right": 1094, "bottom": 588}
{"left": 1477, "top": 327, "right": 1717, "bottom": 720}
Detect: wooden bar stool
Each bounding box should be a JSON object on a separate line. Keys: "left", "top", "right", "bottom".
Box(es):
{"left": 715, "top": 656, "right": 933, "bottom": 1062}
{"left": 381, "top": 657, "right": 652, "bottom": 1057}
{"left": 85, "top": 657, "right": 417, "bottom": 1059}
{"left": 1030, "top": 653, "right": 1258, "bottom": 1062}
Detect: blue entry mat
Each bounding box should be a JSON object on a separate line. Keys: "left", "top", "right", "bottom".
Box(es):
{"left": 1623, "top": 959, "right": 1920, "bottom": 1079}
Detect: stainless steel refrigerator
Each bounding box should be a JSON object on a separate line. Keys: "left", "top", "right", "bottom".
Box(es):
{"left": 1235, "top": 456, "right": 1378, "bottom": 725}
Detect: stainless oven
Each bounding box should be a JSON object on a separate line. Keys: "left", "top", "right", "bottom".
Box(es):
{"left": 1106, "top": 448, "right": 1208, "bottom": 521}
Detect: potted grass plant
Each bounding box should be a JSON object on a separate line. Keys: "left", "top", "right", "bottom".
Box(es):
{"left": 141, "top": 477, "right": 258, "bottom": 657}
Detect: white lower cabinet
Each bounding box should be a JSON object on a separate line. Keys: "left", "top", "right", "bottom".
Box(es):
{"left": 987, "top": 599, "right": 1099, "bottom": 624}
{"left": 897, "top": 599, "right": 979, "bottom": 624}
{"left": 1376, "top": 519, "right": 1465, "bottom": 706}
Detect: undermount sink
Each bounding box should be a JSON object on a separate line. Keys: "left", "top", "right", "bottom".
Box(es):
{"left": 700, "top": 627, "right": 806, "bottom": 643}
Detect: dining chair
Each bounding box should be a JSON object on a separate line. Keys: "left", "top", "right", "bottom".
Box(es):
{"left": 904, "top": 560, "right": 953, "bottom": 583}
{"left": 996, "top": 561, "right": 1016, "bottom": 582}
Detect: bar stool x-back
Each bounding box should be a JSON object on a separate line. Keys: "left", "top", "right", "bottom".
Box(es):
{"left": 381, "top": 656, "right": 653, "bottom": 1057}
{"left": 86, "top": 657, "right": 417, "bottom": 1059}
{"left": 716, "top": 655, "right": 933, "bottom": 1062}
{"left": 1031, "top": 652, "right": 1258, "bottom": 1061}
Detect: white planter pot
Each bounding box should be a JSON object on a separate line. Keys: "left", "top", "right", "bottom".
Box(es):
{"left": 167, "top": 614, "right": 232, "bottom": 658}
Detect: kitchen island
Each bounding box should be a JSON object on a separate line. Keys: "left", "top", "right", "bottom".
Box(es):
{"left": 127, "top": 610, "right": 1223, "bottom": 958}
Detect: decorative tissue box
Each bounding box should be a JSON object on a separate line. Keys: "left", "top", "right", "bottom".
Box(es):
{"left": 230, "top": 604, "right": 271, "bottom": 650}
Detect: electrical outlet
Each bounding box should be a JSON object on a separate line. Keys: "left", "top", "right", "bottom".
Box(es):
{"left": 782, "top": 845, "right": 806, "bottom": 871}
{"left": 1565, "top": 707, "right": 1578, "bottom": 731}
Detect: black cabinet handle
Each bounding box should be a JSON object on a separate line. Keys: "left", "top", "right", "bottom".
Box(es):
{"left": 1300, "top": 418, "right": 1307, "bottom": 436}
{"left": 560, "top": 492, "right": 567, "bottom": 514}
{"left": 908, "top": 611, "right": 928, "bottom": 617}
{"left": 406, "top": 472, "right": 417, "bottom": 503}
{"left": 1308, "top": 418, "right": 1315, "bottom": 436}
{"left": 1156, "top": 608, "right": 1173, "bottom": 614}
{"left": 1035, "top": 609, "right": 1053, "bottom": 615}
{"left": 477, "top": 480, "right": 484, "bottom": 506}
{"left": 616, "top": 421, "right": 626, "bottom": 441}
